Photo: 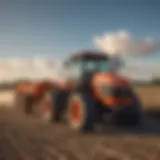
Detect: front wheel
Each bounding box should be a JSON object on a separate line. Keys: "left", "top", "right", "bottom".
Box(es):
{"left": 67, "top": 93, "right": 97, "bottom": 132}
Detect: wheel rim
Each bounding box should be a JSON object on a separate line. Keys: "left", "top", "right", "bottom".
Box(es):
{"left": 71, "top": 100, "right": 81, "bottom": 124}
{"left": 69, "top": 95, "right": 84, "bottom": 128}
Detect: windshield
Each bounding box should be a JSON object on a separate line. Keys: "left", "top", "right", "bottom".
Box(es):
{"left": 81, "top": 59, "right": 110, "bottom": 73}
{"left": 65, "top": 58, "right": 110, "bottom": 81}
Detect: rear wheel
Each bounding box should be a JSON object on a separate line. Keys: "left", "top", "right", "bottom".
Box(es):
{"left": 67, "top": 93, "right": 97, "bottom": 132}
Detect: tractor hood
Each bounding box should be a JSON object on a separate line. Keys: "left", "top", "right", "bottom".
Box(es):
{"left": 91, "top": 73, "right": 132, "bottom": 108}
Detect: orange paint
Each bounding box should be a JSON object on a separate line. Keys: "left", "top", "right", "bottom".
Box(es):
{"left": 91, "top": 73, "right": 131, "bottom": 108}
{"left": 71, "top": 99, "right": 81, "bottom": 123}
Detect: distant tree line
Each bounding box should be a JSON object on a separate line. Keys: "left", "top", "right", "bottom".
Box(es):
{"left": 133, "top": 77, "right": 160, "bottom": 86}
{"left": 151, "top": 77, "right": 160, "bottom": 85}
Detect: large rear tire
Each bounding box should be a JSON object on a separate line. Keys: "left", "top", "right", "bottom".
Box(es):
{"left": 67, "top": 93, "right": 97, "bottom": 132}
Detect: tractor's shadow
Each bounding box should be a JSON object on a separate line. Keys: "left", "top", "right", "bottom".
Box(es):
{"left": 94, "top": 106, "right": 160, "bottom": 136}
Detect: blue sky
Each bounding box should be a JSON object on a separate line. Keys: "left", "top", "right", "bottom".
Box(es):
{"left": 0, "top": 0, "right": 160, "bottom": 63}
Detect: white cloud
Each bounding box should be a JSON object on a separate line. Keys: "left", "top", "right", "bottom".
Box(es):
{"left": 94, "top": 30, "right": 160, "bottom": 56}
{"left": 0, "top": 58, "right": 63, "bottom": 83}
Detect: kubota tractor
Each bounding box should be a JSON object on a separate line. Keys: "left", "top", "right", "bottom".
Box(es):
{"left": 39, "top": 51, "right": 143, "bottom": 131}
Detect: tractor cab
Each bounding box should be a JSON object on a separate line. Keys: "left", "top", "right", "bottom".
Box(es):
{"left": 64, "top": 51, "right": 114, "bottom": 82}
{"left": 64, "top": 51, "right": 124, "bottom": 77}
{"left": 70, "top": 52, "right": 110, "bottom": 73}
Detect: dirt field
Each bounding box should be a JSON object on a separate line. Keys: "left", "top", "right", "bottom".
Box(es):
{"left": 135, "top": 86, "right": 160, "bottom": 108}
{"left": 0, "top": 86, "right": 160, "bottom": 160}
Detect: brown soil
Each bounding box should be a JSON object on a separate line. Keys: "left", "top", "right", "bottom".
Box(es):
{"left": 0, "top": 86, "right": 160, "bottom": 160}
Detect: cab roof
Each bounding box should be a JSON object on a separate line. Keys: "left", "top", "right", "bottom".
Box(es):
{"left": 67, "top": 50, "right": 109, "bottom": 61}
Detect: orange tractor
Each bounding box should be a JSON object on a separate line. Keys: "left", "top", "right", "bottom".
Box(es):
{"left": 40, "top": 51, "right": 143, "bottom": 132}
